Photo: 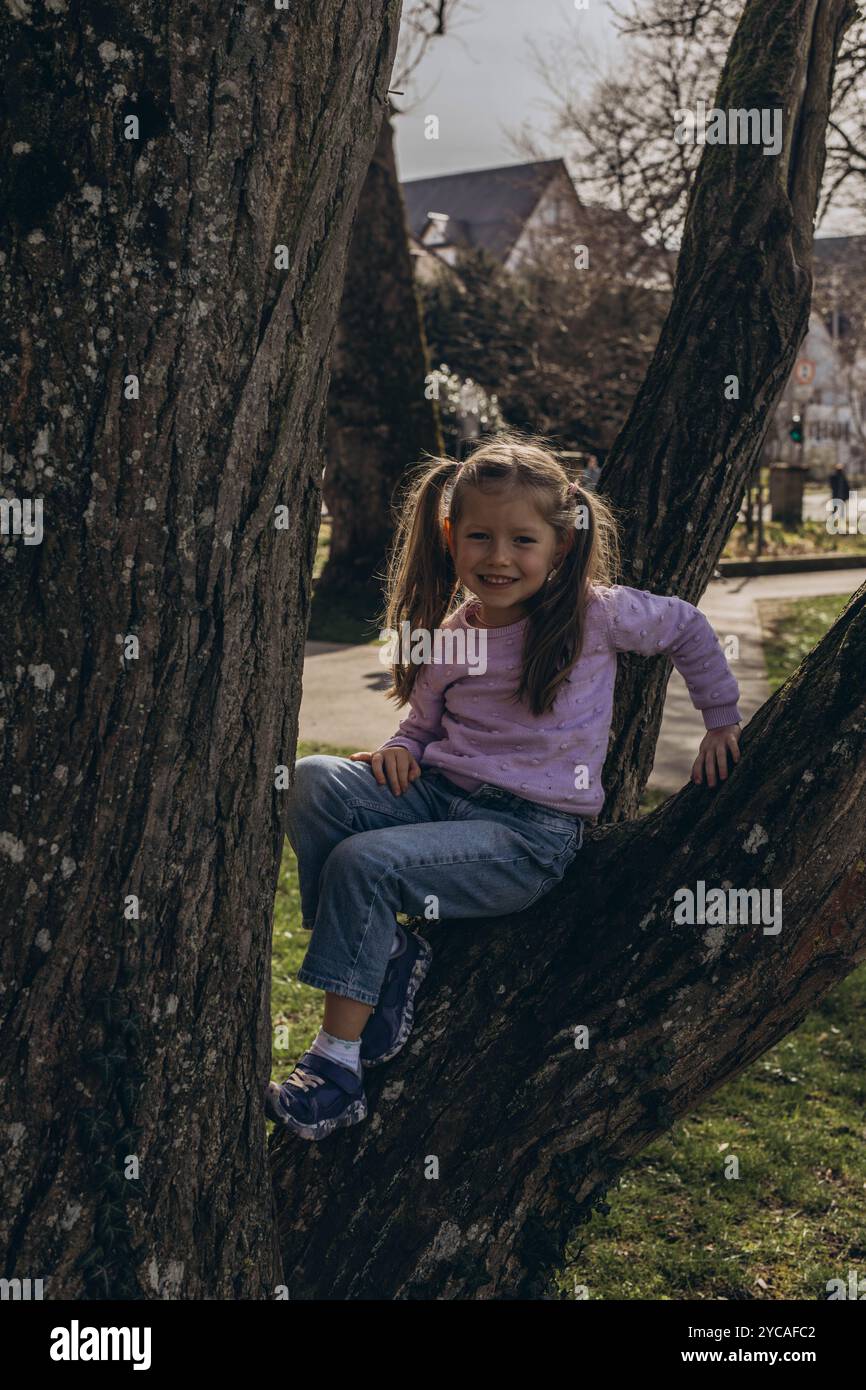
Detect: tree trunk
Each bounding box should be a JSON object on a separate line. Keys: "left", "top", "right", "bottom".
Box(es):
{"left": 0, "top": 0, "right": 402, "bottom": 1299}
{"left": 318, "top": 113, "right": 443, "bottom": 597}
{"left": 270, "top": 0, "right": 862, "bottom": 1299}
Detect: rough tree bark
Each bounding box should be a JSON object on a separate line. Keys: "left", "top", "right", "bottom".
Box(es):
{"left": 318, "top": 112, "right": 443, "bottom": 598}
{"left": 270, "top": 0, "right": 863, "bottom": 1299}
{"left": 0, "top": 1, "right": 403, "bottom": 1298}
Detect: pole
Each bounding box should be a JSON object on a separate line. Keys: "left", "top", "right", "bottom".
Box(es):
{"left": 756, "top": 464, "right": 765, "bottom": 559}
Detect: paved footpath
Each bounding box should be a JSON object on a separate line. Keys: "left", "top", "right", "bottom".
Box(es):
{"left": 299, "top": 569, "right": 866, "bottom": 794}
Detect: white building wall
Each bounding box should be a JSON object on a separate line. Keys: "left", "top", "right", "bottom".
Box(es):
{"left": 773, "top": 312, "right": 863, "bottom": 478}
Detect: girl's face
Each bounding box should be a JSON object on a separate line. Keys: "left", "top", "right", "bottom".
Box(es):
{"left": 445, "top": 485, "right": 569, "bottom": 627}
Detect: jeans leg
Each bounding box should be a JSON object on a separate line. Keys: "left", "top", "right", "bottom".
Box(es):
{"left": 284, "top": 754, "right": 453, "bottom": 929}
{"left": 297, "top": 813, "right": 578, "bottom": 1006}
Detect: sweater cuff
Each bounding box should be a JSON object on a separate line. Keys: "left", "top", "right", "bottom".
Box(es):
{"left": 702, "top": 704, "right": 742, "bottom": 731}
{"left": 380, "top": 735, "right": 425, "bottom": 760}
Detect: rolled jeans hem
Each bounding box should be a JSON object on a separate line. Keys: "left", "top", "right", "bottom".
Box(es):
{"left": 295, "top": 967, "right": 379, "bottom": 1007}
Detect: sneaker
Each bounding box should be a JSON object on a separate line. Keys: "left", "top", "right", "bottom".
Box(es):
{"left": 265, "top": 1050, "right": 367, "bottom": 1140}
{"left": 360, "top": 924, "right": 432, "bottom": 1068}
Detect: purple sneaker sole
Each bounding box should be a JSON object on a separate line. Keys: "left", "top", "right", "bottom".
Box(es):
{"left": 265, "top": 1083, "right": 367, "bottom": 1140}
{"left": 265, "top": 1050, "right": 368, "bottom": 1141}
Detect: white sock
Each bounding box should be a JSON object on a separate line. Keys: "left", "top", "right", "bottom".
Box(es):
{"left": 309, "top": 1027, "right": 362, "bottom": 1076}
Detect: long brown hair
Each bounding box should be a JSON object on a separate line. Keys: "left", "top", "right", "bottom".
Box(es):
{"left": 381, "top": 429, "right": 622, "bottom": 716}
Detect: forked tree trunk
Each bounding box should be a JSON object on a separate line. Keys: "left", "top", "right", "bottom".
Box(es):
{"left": 270, "top": 0, "right": 862, "bottom": 1299}
{"left": 0, "top": 1, "right": 403, "bottom": 1299}
{"left": 319, "top": 113, "right": 443, "bottom": 595}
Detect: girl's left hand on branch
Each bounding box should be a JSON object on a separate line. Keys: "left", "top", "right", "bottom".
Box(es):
{"left": 691, "top": 724, "right": 741, "bottom": 788}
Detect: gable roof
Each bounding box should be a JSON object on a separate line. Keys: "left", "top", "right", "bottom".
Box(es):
{"left": 813, "top": 234, "right": 866, "bottom": 273}
{"left": 401, "top": 158, "right": 567, "bottom": 263}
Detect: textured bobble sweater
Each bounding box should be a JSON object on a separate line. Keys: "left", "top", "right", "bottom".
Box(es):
{"left": 381, "top": 584, "right": 742, "bottom": 818}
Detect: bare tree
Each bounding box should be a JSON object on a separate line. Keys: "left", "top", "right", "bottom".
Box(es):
{"left": 391, "top": 0, "right": 470, "bottom": 91}
{"left": 527, "top": 0, "right": 866, "bottom": 257}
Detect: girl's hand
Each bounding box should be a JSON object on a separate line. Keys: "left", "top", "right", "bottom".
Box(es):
{"left": 349, "top": 747, "right": 422, "bottom": 796}
{"left": 692, "top": 724, "right": 741, "bottom": 788}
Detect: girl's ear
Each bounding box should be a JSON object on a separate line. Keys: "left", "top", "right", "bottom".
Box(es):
{"left": 553, "top": 533, "right": 572, "bottom": 566}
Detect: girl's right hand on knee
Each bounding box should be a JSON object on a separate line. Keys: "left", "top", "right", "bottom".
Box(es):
{"left": 350, "top": 747, "right": 421, "bottom": 796}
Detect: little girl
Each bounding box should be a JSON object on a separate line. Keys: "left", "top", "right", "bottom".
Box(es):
{"left": 266, "top": 433, "right": 742, "bottom": 1139}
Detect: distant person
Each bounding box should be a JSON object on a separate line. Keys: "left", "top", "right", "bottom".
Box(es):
{"left": 582, "top": 455, "right": 601, "bottom": 491}
{"left": 830, "top": 463, "right": 850, "bottom": 503}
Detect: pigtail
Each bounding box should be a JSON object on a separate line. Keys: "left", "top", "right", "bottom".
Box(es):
{"left": 516, "top": 481, "right": 623, "bottom": 716}
{"left": 381, "top": 457, "right": 462, "bottom": 705}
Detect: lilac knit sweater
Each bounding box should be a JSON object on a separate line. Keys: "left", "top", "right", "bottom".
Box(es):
{"left": 380, "top": 584, "right": 742, "bottom": 819}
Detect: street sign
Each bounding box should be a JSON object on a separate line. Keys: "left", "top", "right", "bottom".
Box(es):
{"left": 794, "top": 359, "right": 816, "bottom": 386}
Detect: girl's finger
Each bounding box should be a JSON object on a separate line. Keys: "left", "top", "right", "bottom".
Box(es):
{"left": 385, "top": 760, "right": 402, "bottom": 796}
{"left": 705, "top": 748, "right": 717, "bottom": 788}
{"left": 349, "top": 751, "right": 372, "bottom": 762}
{"left": 370, "top": 752, "right": 386, "bottom": 785}
{"left": 716, "top": 744, "right": 728, "bottom": 781}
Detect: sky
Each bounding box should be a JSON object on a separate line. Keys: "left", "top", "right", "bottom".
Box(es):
{"left": 394, "top": 0, "right": 615, "bottom": 182}
{"left": 392, "top": 0, "right": 860, "bottom": 237}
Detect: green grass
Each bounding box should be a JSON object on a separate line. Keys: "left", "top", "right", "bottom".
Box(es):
{"left": 559, "top": 972, "right": 866, "bottom": 1299}
{"left": 272, "top": 606, "right": 866, "bottom": 1301}
{"left": 757, "top": 592, "right": 852, "bottom": 693}
{"left": 307, "top": 583, "right": 385, "bottom": 646}
{"left": 307, "top": 517, "right": 387, "bottom": 645}
{"left": 723, "top": 517, "right": 866, "bottom": 559}
{"left": 313, "top": 516, "right": 331, "bottom": 581}
{"left": 637, "top": 785, "right": 669, "bottom": 816}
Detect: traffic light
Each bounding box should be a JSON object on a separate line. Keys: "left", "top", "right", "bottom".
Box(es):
{"left": 789, "top": 415, "right": 803, "bottom": 443}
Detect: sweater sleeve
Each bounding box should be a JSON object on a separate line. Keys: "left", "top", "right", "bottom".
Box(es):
{"left": 602, "top": 584, "right": 742, "bottom": 730}
{"left": 379, "top": 662, "right": 447, "bottom": 761}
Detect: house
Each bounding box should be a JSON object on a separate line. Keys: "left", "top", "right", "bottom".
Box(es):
{"left": 401, "top": 158, "right": 668, "bottom": 289}
{"left": 401, "top": 162, "right": 865, "bottom": 479}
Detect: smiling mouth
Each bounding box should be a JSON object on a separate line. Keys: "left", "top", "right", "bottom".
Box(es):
{"left": 478, "top": 575, "right": 518, "bottom": 586}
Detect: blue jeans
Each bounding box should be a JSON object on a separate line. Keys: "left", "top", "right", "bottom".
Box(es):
{"left": 285, "top": 755, "right": 585, "bottom": 1006}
